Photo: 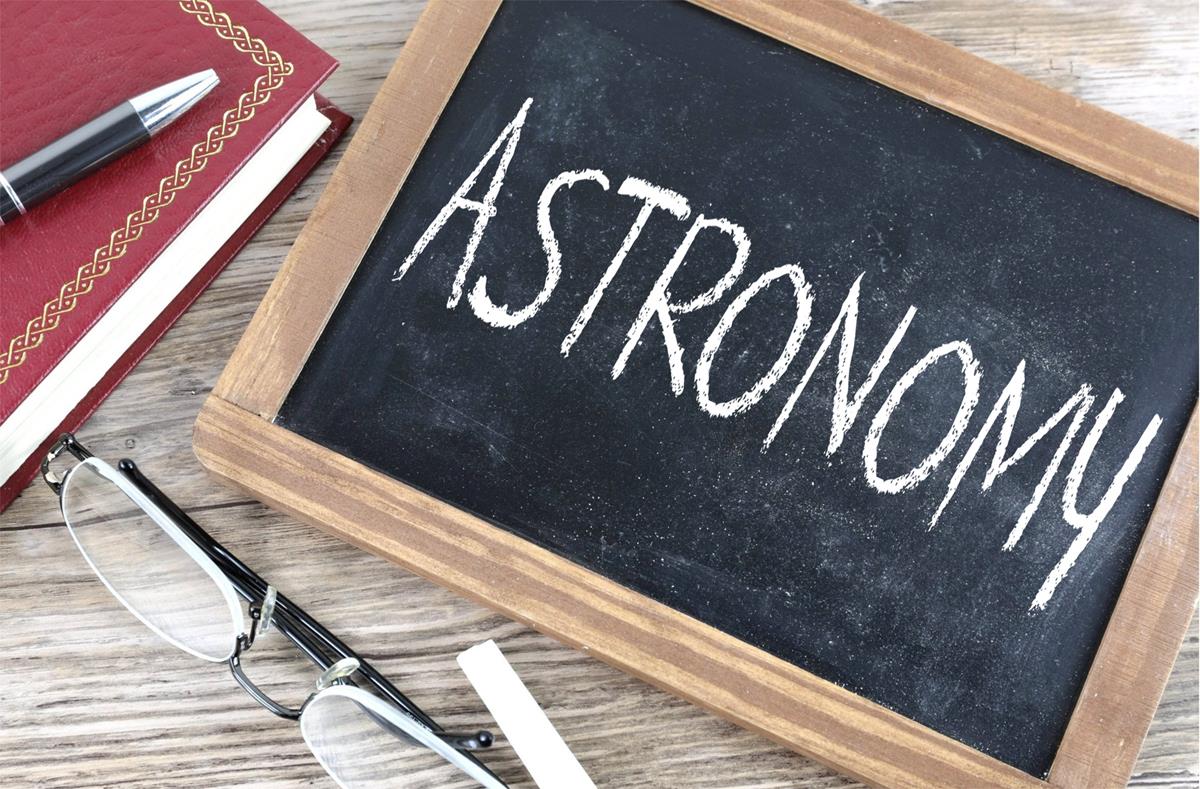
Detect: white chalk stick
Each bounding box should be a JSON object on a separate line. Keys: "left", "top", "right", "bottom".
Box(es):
{"left": 458, "top": 640, "right": 596, "bottom": 789}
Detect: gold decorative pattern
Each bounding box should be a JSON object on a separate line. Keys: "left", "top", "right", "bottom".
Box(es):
{"left": 0, "top": 0, "right": 293, "bottom": 385}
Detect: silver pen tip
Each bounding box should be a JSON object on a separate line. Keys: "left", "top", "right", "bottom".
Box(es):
{"left": 130, "top": 69, "right": 221, "bottom": 136}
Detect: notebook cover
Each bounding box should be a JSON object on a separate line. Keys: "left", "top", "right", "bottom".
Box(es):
{"left": 0, "top": 98, "right": 351, "bottom": 512}
{"left": 0, "top": 0, "right": 341, "bottom": 510}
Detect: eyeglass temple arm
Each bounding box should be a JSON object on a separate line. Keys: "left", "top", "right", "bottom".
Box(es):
{"left": 118, "top": 460, "right": 431, "bottom": 711}
{"left": 116, "top": 459, "right": 495, "bottom": 752}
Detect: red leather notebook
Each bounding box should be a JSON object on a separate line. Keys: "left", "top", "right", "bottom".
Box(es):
{"left": 0, "top": 1, "right": 350, "bottom": 511}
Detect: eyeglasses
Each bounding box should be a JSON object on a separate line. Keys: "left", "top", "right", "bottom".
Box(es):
{"left": 40, "top": 433, "right": 507, "bottom": 789}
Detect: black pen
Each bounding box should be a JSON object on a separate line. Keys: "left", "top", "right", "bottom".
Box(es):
{"left": 0, "top": 70, "right": 219, "bottom": 226}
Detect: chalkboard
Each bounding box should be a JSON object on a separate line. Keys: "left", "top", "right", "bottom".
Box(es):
{"left": 198, "top": 1, "right": 1199, "bottom": 786}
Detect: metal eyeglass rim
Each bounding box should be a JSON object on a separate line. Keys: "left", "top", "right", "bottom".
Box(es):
{"left": 42, "top": 433, "right": 501, "bottom": 773}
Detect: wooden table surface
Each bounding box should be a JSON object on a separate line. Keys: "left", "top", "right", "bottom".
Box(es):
{"left": 2, "top": 2, "right": 1196, "bottom": 787}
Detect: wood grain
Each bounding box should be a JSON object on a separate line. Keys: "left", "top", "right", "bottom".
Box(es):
{"left": 1, "top": 1, "right": 1195, "bottom": 787}
{"left": 1050, "top": 411, "right": 1199, "bottom": 786}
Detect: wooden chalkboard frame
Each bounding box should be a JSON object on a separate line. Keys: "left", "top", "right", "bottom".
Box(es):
{"left": 193, "top": 1, "right": 1199, "bottom": 786}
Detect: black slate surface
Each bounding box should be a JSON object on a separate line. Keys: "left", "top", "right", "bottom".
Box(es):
{"left": 278, "top": 1, "right": 1198, "bottom": 776}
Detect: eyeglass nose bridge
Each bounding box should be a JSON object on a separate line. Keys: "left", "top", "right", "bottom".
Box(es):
{"left": 228, "top": 588, "right": 364, "bottom": 721}
{"left": 229, "top": 632, "right": 304, "bottom": 720}
{"left": 227, "top": 586, "right": 313, "bottom": 720}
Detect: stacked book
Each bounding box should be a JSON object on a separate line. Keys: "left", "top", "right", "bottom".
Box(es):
{"left": 0, "top": 0, "right": 350, "bottom": 509}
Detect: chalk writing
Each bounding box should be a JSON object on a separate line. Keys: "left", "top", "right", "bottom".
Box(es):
{"left": 392, "top": 99, "right": 1164, "bottom": 610}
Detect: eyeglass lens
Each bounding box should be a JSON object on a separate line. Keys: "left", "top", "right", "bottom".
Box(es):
{"left": 61, "top": 459, "right": 241, "bottom": 661}
{"left": 301, "top": 690, "right": 487, "bottom": 789}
